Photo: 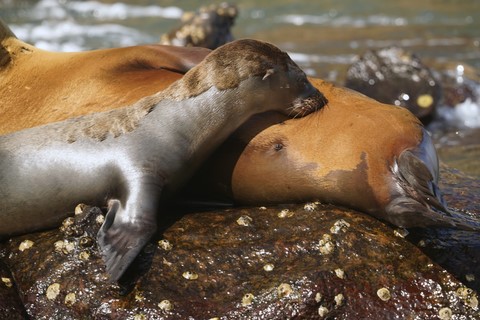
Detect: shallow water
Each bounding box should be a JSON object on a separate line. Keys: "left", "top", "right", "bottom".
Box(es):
{"left": 1, "top": 0, "right": 479, "bottom": 171}
{"left": 2, "top": 0, "right": 479, "bottom": 78}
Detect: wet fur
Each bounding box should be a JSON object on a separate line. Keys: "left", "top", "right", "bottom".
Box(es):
{"left": 0, "top": 39, "right": 325, "bottom": 281}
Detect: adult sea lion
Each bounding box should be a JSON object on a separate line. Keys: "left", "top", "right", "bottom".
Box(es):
{"left": 0, "top": 39, "right": 326, "bottom": 281}
{"left": 183, "top": 78, "right": 480, "bottom": 231}
{"left": 0, "top": 19, "right": 210, "bottom": 134}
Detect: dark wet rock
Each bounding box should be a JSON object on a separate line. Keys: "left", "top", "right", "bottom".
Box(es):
{"left": 407, "top": 164, "right": 480, "bottom": 292}
{"left": 435, "top": 62, "right": 480, "bottom": 109}
{"left": 1, "top": 195, "right": 479, "bottom": 318}
{"left": 428, "top": 62, "right": 480, "bottom": 130}
{"left": 0, "top": 259, "right": 27, "bottom": 319}
{"left": 433, "top": 128, "right": 480, "bottom": 177}
{"left": 345, "top": 46, "right": 442, "bottom": 122}
{"left": 160, "top": 2, "right": 238, "bottom": 49}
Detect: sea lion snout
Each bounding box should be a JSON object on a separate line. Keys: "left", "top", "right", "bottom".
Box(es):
{"left": 278, "top": 63, "right": 328, "bottom": 117}
{"left": 290, "top": 85, "right": 328, "bottom": 117}
{"left": 262, "top": 66, "right": 327, "bottom": 117}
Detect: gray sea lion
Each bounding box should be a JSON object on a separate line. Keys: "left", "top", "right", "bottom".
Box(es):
{"left": 0, "top": 39, "right": 326, "bottom": 281}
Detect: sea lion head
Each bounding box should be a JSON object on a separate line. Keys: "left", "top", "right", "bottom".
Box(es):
{"left": 171, "top": 39, "right": 327, "bottom": 117}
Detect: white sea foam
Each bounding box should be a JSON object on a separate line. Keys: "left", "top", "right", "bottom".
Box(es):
{"left": 276, "top": 12, "right": 474, "bottom": 29}
{"left": 23, "top": 0, "right": 182, "bottom": 21}
{"left": 66, "top": 1, "right": 183, "bottom": 20}
{"left": 289, "top": 52, "right": 356, "bottom": 65}
{"left": 453, "top": 98, "right": 480, "bottom": 128}
{"left": 7, "top": 0, "right": 183, "bottom": 51}
{"left": 11, "top": 20, "right": 154, "bottom": 51}
{"left": 437, "top": 97, "right": 480, "bottom": 129}
{"left": 276, "top": 14, "right": 407, "bottom": 27}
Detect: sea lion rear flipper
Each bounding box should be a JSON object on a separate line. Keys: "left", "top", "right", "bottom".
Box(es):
{"left": 97, "top": 199, "right": 157, "bottom": 282}
{"left": 387, "top": 128, "right": 480, "bottom": 231}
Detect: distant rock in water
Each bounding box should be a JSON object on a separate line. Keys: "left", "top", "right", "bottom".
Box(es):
{"left": 432, "top": 62, "right": 480, "bottom": 129}
{"left": 160, "top": 2, "right": 238, "bottom": 49}
{"left": 1, "top": 179, "right": 479, "bottom": 318}
{"left": 345, "top": 46, "right": 442, "bottom": 123}
{"left": 439, "top": 63, "right": 479, "bottom": 108}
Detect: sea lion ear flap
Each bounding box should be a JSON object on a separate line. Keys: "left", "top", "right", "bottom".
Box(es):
{"left": 262, "top": 68, "right": 275, "bottom": 80}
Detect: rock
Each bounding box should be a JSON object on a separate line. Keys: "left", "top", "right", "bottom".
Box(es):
{"left": 0, "top": 260, "right": 27, "bottom": 319}
{"left": 435, "top": 62, "right": 480, "bottom": 109}
{"left": 1, "top": 195, "right": 479, "bottom": 318}
{"left": 408, "top": 163, "right": 480, "bottom": 292}
{"left": 160, "top": 2, "right": 238, "bottom": 49}
{"left": 345, "top": 46, "right": 442, "bottom": 122}
{"left": 431, "top": 62, "right": 480, "bottom": 129}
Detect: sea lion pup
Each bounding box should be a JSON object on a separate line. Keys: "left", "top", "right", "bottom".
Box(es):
{"left": 0, "top": 39, "right": 326, "bottom": 281}
{"left": 0, "top": 18, "right": 210, "bottom": 134}
{"left": 182, "top": 78, "right": 480, "bottom": 232}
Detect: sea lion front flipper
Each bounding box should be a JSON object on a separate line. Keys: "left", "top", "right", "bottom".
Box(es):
{"left": 97, "top": 199, "right": 158, "bottom": 282}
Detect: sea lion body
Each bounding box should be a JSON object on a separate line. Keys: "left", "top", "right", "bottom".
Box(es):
{"left": 0, "top": 39, "right": 326, "bottom": 280}
{"left": 185, "top": 78, "right": 480, "bottom": 231}
{"left": 0, "top": 19, "right": 210, "bottom": 134}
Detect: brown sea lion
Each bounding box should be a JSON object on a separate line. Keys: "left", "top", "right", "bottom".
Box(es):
{"left": 0, "top": 39, "right": 326, "bottom": 281}
{"left": 183, "top": 78, "right": 480, "bottom": 231}
{"left": 0, "top": 19, "right": 209, "bottom": 135}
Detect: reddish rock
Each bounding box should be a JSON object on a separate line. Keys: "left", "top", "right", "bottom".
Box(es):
{"left": 1, "top": 198, "right": 478, "bottom": 319}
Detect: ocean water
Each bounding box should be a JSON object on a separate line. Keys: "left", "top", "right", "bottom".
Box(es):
{"left": 1, "top": 0, "right": 480, "bottom": 172}
{"left": 2, "top": 0, "right": 479, "bottom": 77}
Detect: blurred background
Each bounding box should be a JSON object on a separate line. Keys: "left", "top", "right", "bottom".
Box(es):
{"left": 1, "top": 0, "right": 479, "bottom": 80}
